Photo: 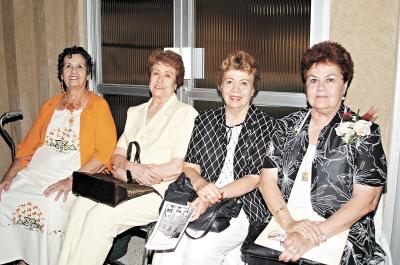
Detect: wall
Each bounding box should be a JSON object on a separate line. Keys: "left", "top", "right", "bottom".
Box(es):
{"left": 330, "top": 0, "right": 400, "bottom": 249}
{"left": 0, "top": 1, "right": 10, "bottom": 170}
{"left": 0, "top": 0, "right": 85, "bottom": 174}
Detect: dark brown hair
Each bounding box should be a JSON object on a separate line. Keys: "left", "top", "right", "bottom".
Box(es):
{"left": 301, "top": 41, "right": 354, "bottom": 85}
{"left": 216, "top": 50, "right": 261, "bottom": 97}
{"left": 148, "top": 50, "right": 185, "bottom": 88}
{"left": 57, "top": 46, "right": 93, "bottom": 90}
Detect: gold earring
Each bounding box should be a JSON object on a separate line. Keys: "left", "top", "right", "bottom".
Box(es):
{"left": 342, "top": 96, "right": 346, "bottom": 101}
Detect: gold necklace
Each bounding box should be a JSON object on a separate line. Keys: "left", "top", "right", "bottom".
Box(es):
{"left": 64, "top": 90, "right": 87, "bottom": 126}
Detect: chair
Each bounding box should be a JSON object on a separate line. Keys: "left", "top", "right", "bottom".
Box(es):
{"left": 142, "top": 223, "right": 156, "bottom": 265}
{"left": 0, "top": 111, "right": 23, "bottom": 160}
{"left": 105, "top": 222, "right": 156, "bottom": 265}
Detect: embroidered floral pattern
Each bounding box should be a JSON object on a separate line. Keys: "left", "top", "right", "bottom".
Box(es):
{"left": 48, "top": 229, "right": 65, "bottom": 238}
{"left": 45, "top": 127, "right": 80, "bottom": 153}
{"left": 12, "top": 202, "right": 45, "bottom": 232}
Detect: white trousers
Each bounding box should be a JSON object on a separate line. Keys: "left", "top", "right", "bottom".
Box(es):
{"left": 152, "top": 209, "right": 249, "bottom": 265}
{"left": 58, "top": 192, "right": 162, "bottom": 265}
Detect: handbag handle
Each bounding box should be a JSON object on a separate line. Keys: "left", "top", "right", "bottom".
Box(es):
{"left": 126, "top": 141, "right": 141, "bottom": 163}
{"left": 185, "top": 200, "right": 227, "bottom": 240}
{"left": 126, "top": 141, "right": 141, "bottom": 184}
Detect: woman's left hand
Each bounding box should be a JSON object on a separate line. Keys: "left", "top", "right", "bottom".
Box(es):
{"left": 288, "top": 219, "right": 322, "bottom": 246}
{"left": 279, "top": 231, "right": 315, "bottom": 262}
{"left": 188, "top": 197, "right": 210, "bottom": 221}
{"left": 43, "top": 177, "right": 72, "bottom": 202}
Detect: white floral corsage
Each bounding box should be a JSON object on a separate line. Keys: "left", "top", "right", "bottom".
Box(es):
{"left": 335, "top": 109, "right": 374, "bottom": 144}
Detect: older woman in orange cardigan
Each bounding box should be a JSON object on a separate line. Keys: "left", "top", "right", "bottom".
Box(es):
{"left": 0, "top": 46, "right": 117, "bottom": 265}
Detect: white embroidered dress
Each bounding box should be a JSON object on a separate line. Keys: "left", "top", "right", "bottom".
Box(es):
{"left": 0, "top": 109, "right": 81, "bottom": 265}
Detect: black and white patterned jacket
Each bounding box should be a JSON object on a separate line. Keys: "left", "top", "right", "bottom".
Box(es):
{"left": 264, "top": 105, "right": 387, "bottom": 265}
{"left": 185, "top": 104, "right": 274, "bottom": 223}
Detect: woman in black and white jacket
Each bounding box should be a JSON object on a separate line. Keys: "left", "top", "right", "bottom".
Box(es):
{"left": 153, "top": 50, "right": 274, "bottom": 265}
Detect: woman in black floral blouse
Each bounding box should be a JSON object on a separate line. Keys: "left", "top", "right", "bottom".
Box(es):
{"left": 244, "top": 41, "right": 387, "bottom": 265}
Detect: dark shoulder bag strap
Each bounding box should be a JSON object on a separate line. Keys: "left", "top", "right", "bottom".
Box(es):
{"left": 185, "top": 201, "right": 226, "bottom": 240}
{"left": 126, "top": 141, "right": 162, "bottom": 197}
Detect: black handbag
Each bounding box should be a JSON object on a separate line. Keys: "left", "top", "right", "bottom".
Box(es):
{"left": 186, "top": 197, "right": 242, "bottom": 239}
{"left": 162, "top": 173, "right": 242, "bottom": 239}
{"left": 72, "top": 141, "right": 160, "bottom": 207}
{"left": 241, "top": 222, "right": 320, "bottom": 265}
{"left": 162, "top": 172, "right": 197, "bottom": 205}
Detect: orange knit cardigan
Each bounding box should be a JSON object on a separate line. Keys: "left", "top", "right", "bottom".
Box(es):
{"left": 16, "top": 92, "right": 117, "bottom": 169}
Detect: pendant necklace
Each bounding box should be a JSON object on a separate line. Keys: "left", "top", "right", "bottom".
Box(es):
{"left": 64, "top": 90, "right": 86, "bottom": 127}
{"left": 302, "top": 154, "right": 311, "bottom": 181}
{"left": 302, "top": 169, "right": 310, "bottom": 181}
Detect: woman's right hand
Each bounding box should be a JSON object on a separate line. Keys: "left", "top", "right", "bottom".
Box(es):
{"left": 0, "top": 177, "right": 13, "bottom": 200}
{"left": 112, "top": 154, "right": 128, "bottom": 171}
{"left": 0, "top": 157, "right": 27, "bottom": 200}
{"left": 188, "top": 197, "right": 211, "bottom": 221}
{"left": 111, "top": 165, "right": 128, "bottom": 182}
{"left": 197, "top": 182, "right": 224, "bottom": 205}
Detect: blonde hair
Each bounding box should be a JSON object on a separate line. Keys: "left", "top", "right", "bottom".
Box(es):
{"left": 216, "top": 50, "right": 260, "bottom": 97}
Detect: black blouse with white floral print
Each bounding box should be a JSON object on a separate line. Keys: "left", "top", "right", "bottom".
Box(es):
{"left": 263, "top": 105, "right": 387, "bottom": 265}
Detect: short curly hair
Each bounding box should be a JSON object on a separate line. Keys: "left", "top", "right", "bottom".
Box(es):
{"left": 301, "top": 41, "right": 354, "bottom": 85}
{"left": 57, "top": 46, "right": 93, "bottom": 89}
{"left": 216, "top": 50, "right": 261, "bottom": 98}
{"left": 148, "top": 50, "right": 185, "bottom": 89}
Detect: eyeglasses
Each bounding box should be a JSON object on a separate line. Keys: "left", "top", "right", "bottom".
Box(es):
{"left": 306, "top": 75, "right": 342, "bottom": 89}
{"left": 267, "top": 230, "right": 287, "bottom": 245}
{"left": 63, "top": 63, "right": 87, "bottom": 73}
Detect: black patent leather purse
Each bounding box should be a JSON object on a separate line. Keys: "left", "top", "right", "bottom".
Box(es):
{"left": 162, "top": 173, "right": 242, "bottom": 239}
{"left": 72, "top": 141, "right": 160, "bottom": 207}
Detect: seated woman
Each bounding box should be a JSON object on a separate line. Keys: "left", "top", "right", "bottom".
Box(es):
{"left": 243, "top": 41, "right": 387, "bottom": 264}
{"left": 0, "top": 46, "right": 117, "bottom": 265}
{"left": 58, "top": 50, "right": 198, "bottom": 265}
{"left": 153, "top": 50, "right": 274, "bottom": 265}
